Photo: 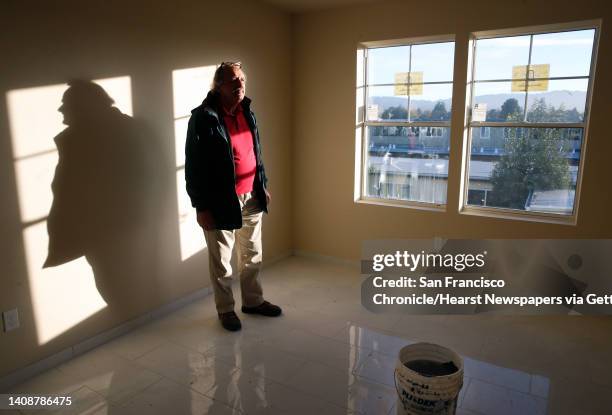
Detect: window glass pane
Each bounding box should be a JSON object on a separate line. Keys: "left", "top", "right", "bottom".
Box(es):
{"left": 367, "top": 85, "right": 408, "bottom": 121}
{"left": 467, "top": 189, "right": 487, "bottom": 206}
{"left": 472, "top": 82, "right": 525, "bottom": 121}
{"left": 467, "top": 127, "right": 581, "bottom": 214}
{"left": 367, "top": 46, "right": 410, "bottom": 85}
{"left": 410, "top": 42, "right": 455, "bottom": 82}
{"left": 410, "top": 83, "right": 452, "bottom": 121}
{"left": 526, "top": 79, "right": 588, "bottom": 122}
{"left": 366, "top": 126, "right": 449, "bottom": 204}
{"left": 475, "top": 35, "right": 531, "bottom": 81}
{"left": 530, "top": 30, "right": 595, "bottom": 78}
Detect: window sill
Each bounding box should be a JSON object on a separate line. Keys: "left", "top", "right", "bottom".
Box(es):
{"left": 459, "top": 205, "right": 577, "bottom": 226}
{"left": 355, "top": 197, "right": 446, "bottom": 213}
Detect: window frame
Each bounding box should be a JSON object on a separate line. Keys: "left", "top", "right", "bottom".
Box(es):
{"left": 460, "top": 20, "right": 601, "bottom": 225}
{"left": 356, "top": 34, "right": 456, "bottom": 211}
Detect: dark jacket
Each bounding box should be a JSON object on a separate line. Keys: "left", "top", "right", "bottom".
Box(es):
{"left": 185, "top": 91, "right": 268, "bottom": 230}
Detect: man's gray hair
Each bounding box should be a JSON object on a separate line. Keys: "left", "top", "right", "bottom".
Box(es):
{"left": 212, "top": 61, "right": 244, "bottom": 91}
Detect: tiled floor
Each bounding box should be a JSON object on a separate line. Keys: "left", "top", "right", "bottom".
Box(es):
{"left": 7, "top": 256, "right": 612, "bottom": 414}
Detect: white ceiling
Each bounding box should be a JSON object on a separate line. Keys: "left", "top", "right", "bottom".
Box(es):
{"left": 261, "top": 0, "right": 383, "bottom": 13}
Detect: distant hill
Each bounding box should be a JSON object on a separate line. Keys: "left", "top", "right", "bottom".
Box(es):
{"left": 369, "top": 96, "right": 447, "bottom": 112}
{"left": 370, "top": 90, "right": 586, "bottom": 113}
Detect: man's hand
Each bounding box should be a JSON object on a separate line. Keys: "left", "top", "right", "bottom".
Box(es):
{"left": 265, "top": 189, "right": 271, "bottom": 205}
{"left": 197, "top": 210, "right": 215, "bottom": 231}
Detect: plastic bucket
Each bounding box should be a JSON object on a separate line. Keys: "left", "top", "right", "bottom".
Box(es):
{"left": 394, "top": 342, "right": 464, "bottom": 415}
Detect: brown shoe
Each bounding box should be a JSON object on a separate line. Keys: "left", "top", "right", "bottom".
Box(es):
{"left": 241, "top": 301, "right": 282, "bottom": 317}
{"left": 218, "top": 311, "right": 241, "bottom": 331}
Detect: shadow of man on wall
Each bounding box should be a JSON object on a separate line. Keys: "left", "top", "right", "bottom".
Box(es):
{"left": 44, "top": 80, "right": 164, "bottom": 315}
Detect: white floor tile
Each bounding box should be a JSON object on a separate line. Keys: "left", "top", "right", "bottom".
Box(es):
{"left": 56, "top": 348, "right": 161, "bottom": 405}
{"left": 134, "top": 342, "right": 238, "bottom": 397}
{"left": 352, "top": 350, "right": 396, "bottom": 387}
{"left": 260, "top": 379, "right": 356, "bottom": 415}
{"left": 282, "top": 360, "right": 356, "bottom": 407}
{"left": 9, "top": 368, "right": 84, "bottom": 396}
{"left": 334, "top": 324, "right": 413, "bottom": 357}
{"left": 346, "top": 376, "right": 397, "bottom": 415}
{"left": 20, "top": 386, "right": 108, "bottom": 415}
{"left": 102, "top": 326, "right": 168, "bottom": 361}
{"left": 208, "top": 341, "right": 308, "bottom": 384}
{"left": 463, "top": 357, "right": 532, "bottom": 393}
{"left": 200, "top": 368, "right": 276, "bottom": 415}
{"left": 114, "top": 378, "right": 234, "bottom": 415}
{"left": 462, "top": 378, "right": 547, "bottom": 415}
{"left": 260, "top": 328, "right": 366, "bottom": 372}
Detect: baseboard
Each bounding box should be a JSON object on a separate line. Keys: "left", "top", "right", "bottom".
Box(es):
{"left": 0, "top": 286, "right": 213, "bottom": 392}
{"left": 0, "top": 348, "right": 73, "bottom": 393}
{"left": 262, "top": 250, "right": 293, "bottom": 268}
{"left": 292, "top": 249, "right": 361, "bottom": 270}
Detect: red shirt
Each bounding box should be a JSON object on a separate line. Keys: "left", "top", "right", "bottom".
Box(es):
{"left": 222, "top": 106, "right": 256, "bottom": 195}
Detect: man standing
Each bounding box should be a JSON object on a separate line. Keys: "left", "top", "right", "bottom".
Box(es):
{"left": 185, "top": 62, "right": 281, "bottom": 331}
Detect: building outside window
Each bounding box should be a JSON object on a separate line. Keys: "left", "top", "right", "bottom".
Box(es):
{"left": 479, "top": 126, "right": 490, "bottom": 139}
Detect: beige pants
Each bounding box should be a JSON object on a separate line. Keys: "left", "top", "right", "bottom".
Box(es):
{"left": 203, "top": 192, "right": 264, "bottom": 314}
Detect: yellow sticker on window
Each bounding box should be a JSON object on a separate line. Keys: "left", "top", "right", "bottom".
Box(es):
{"left": 394, "top": 72, "right": 423, "bottom": 95}
{"left": 511, "top": 64, "right": 550, "bottom": 92}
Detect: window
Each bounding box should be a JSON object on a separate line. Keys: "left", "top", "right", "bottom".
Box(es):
{"left": 479, "top": 126, "right": 490, "bottom": 139}
{"left": 431, "top": 127, "right": 444, "bottom": 137}
{"left": 464, "top": 22, "right": 599, "bottom": 222}
{"left": 356, "top": 37, "right": 455, "bottom": 207}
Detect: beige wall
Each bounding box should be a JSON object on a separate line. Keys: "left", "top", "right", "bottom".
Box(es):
{"left": 0, "top": 0, "right": 292, "bottom": 377}
{"left": 292, "top": 0, "right": 612, "bottom": 261}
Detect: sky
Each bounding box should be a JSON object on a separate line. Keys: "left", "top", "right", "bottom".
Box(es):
{"left": 364, "top": 29, "right": 595, "bottom": 106}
